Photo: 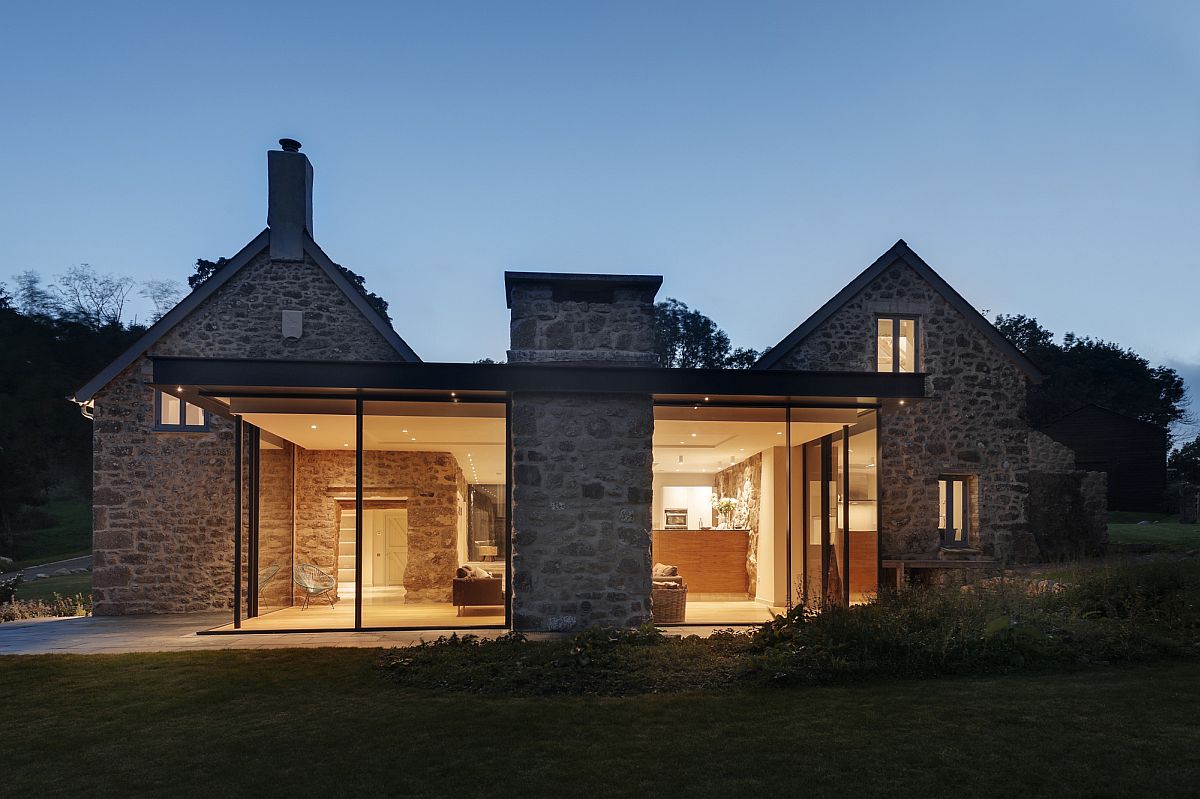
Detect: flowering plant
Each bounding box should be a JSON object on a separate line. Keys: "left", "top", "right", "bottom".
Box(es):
{"left": 710, "top": 495, "right": 739, "bottom": 527}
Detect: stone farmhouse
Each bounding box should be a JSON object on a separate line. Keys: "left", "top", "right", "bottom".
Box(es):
{"left": 72, "top": 140, "right": 1103, "bottom": 633}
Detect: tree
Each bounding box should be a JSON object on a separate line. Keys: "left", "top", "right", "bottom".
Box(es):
{"left": 1169, "top": 435, "right": 1200, "bottom": 484}
{"left": 12, "top": 270, "right": 56, "bottom": 317}
{"left": 190, "top": 256, "right": 392, "bottom": 322}
{"left": 51, "top": 264, "right": 134, "bottom": 329}
{"left": 995, "top": 314, "right": 1190, "bottom": 442}
{"left": 654, "top": 298, "right": 758, "bottom": 369}
{"left": 140, "top": 279, "right": 185, "bottom": 323}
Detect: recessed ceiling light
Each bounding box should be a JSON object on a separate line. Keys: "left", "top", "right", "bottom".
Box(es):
{"left": 451, "top": 392, "right": 456, "bottom": 397}
{"left": 176, "top": 386, "right": 183, "bottom": 392}
{"left": 704, "top": 397, "right": 709, "bottom": 401}
{"left": 342, "top": 443, "right": 349, "bottom": 447}
{"left": 739, "top": 448, "right": 745, "bottom": 451}
{"left": 776, "top": 432, "right": 782, "bottom": 436}
{"left": 401, "top": 429, "right": 408, "bottom": 433}
{"left": 411, "top": 437, "right": 416, "bottom": 441}
{"left": 310, "top": 424, "right": 318, "bottom": 429}
{"left": 691, "top": 433, "right": 697, "bottom": 437}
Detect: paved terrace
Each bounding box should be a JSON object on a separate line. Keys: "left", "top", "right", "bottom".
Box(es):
{"left": 0, "top": 614, "right": 742, "bottom": 655}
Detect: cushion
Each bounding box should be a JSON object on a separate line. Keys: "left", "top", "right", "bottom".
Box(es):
{"left": 652, "top": 563, "right": 678, "bottom": 577}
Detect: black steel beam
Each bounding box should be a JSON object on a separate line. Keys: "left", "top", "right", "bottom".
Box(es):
{"left": 150, "top": 357, "right": 927, "bottom": 402}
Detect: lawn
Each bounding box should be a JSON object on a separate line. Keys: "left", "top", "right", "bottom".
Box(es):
{"left": 1107, "top": 514, "right": 1200, "bottom": 551}
{"left": 8, "top": 498, "right": 91, "bottom": 569}
{"left": 1, "top": 650, "right": 1197, "bottom": 797}
{"left": 14, "top": 572, "right": 91, "bottom": 602}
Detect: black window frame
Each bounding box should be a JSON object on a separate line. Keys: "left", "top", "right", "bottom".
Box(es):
{"left": 876, "top": 315, "right": 921, "bottom": 374}
{"left": 154, "top": 390, "right": 210, "bottom": 432}
{"left": 938, "top": 475, "right": 971, "bottom": 548}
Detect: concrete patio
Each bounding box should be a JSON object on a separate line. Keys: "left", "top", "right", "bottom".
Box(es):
{"left": 0, "top": 614, "right": 512, "bottom": 655}
{"left": 0, "top": 613, "right": 749, "bottom": 655}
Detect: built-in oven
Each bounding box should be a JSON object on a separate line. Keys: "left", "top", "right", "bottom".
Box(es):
{"left": 664, "top": 509, "right": 688, "bottom": 529}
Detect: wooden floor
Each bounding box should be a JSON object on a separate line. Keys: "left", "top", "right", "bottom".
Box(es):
{"left": 213, "top": 596, "right": 778, "bottom": 631}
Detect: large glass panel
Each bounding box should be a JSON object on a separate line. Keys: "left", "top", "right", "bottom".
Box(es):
{"left": 829, "top": 433, "right": 846, "bottom": 605}
{"left": 791, "top": 408, "right": 872, "bottom": 608}
{"left": 360, "top": 401, "right": 507, "bottom": 628}
{"left": 228, "top": 399, "right": 358, "bottom": 630}
{"left": 651, "top": 405, "right": 787, "bottom": 624}
{"left": 876, "top": 318, "right": 895, "bottom": 372}
{"left": 847, "top": 412, "right": 878, "bottom": 602}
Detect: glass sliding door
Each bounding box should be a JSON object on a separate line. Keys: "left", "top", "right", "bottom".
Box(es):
{"left": 226, "top": 399, "right": 359, "bottom": 631}
{"left": 790, "top": 408, "right": 876, "bottom": 608}
{"left": 847, "top": 412, "right": 879, "bottom": 601}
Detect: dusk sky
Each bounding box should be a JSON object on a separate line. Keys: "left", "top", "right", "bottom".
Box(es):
{"left": 2, "top": 2, "right": 1197, "bottom": 434}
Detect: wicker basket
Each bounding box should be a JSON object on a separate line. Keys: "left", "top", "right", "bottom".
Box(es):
{"left": 651, "top": 584, "right": 688, "bottom": 624}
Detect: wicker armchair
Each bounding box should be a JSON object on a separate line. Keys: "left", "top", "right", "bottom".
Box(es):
{"left": 293, "top": 564, "right": 338, "bottom": 610}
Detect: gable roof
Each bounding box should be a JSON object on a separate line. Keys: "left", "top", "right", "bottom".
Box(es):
{"left": 73, "top": 231, "right": 419, "bottom": 403}
{"left": 753, "top": 239, "right": 1045, "bottom": 381}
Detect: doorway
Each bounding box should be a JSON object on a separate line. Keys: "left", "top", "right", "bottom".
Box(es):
{"left": 362, "top": 506, "right": 409, "bottom": 590}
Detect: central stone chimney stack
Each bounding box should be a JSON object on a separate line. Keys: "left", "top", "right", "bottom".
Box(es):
{"left": 267, "top": 138, "right": 313, "bottom": 261}
{"left": 504, "top": 271, "right": 662, "bottom": 632}
{"left": 504, "top": 272, "right": 662, "bottom": 366}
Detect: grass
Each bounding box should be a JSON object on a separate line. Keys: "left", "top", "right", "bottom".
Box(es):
{"left": 1, "top": 650, "right": 1197, "bottom": 797}
{"left": 8, "top": 498, "right": 91, "bottom": 569}
{"left": 13, "top": 572, "right": 91, "bottom": 602}
{"left": 1107, "top": 514, "right": 1200, "bottom": 551}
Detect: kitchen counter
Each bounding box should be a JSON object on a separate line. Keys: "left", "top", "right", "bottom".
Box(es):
{"left": 652, "top": 529, "right": 750, "bottom": 595}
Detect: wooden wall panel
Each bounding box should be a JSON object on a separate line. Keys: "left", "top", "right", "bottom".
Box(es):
{"left": 652, "top": 530, "right": 749, "bottom": 594}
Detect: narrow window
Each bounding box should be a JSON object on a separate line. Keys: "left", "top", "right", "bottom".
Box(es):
{"left": 876, "top": 316, "right": 920, "bottom": 373}
{"left": 938, "top": 476, "right": 969, "bottom": 547}
{"left": 156, "top": 391, "right": 209, "bottom": 431}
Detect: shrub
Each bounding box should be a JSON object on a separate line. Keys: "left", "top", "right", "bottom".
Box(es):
{"left": 379, "top": 560, "right": 1200, "bottom": 695}
{"left": 0, "top": 592, "right": 91, "bottom": 623}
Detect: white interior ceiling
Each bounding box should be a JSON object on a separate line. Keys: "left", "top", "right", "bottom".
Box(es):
{"left": 651, "top": 408, "right": 876, "bottom": 474}
{"left": 241, "top": 411, "right": 506, "bottom": 486}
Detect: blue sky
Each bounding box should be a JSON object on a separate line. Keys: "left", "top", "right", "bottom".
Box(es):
{"left": 1, "top": 1, "right": 1197, "bottom": 434}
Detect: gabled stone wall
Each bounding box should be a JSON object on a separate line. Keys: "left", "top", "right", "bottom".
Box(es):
{"left": 772, "top": 260, "right": 1033, "bottom": 560}
{"left": 153, "top": 250, "right": 399, "bottom": 360}
{"left": 91, "top": 244, "right": 408, "bottom": 615}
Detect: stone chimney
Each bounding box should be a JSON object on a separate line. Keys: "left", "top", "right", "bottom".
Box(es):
{"left": 504, "top": 272, "right": 663, "bottom": 366}
{"left": 267, "top": 138, "right": 313, "bottom": 261}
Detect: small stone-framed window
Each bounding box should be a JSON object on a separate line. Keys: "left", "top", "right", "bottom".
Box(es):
{"left": 938, "top": 475, "right": 971, "bottom": 548}
{"left": 155, "top": 390, "right": 208, "bottom": 431}
{"left": 876, "top": 315, "right": 920, "bottom": 373}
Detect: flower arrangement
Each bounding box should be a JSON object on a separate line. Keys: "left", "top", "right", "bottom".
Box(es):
{"left": 711, "top": 495, "right": 739, "bottom": 528}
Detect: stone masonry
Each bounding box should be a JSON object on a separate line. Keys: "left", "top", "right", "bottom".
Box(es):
{"left": 294, "top": 450, "right": 461, "bottom": 603}
{"left": 772, "top": 259, "right": 1033, "bottom": 560}
{"left": 91, "top": 249, "right": 406, "bottom": 615}
{"left": 507, "top": 279, "right": 659, "bottom": 366}
{"left": 507, "top": 273, "right": 660, "bottom": 631}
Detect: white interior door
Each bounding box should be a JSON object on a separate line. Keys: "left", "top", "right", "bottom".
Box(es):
{"left": 373, "top": 509, "right": 408, "bottom": 588}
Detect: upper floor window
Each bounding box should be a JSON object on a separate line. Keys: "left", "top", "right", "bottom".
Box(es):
{"left": 876, "top": 316, "right": 919, "bottom": 373}
{"left": 156, "top": 391, "right": 208, "bottom": 431}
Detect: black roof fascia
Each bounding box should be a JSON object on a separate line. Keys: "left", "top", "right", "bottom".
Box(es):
{"left": 150, "top": 357, "right": 926, "bottom": 402}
